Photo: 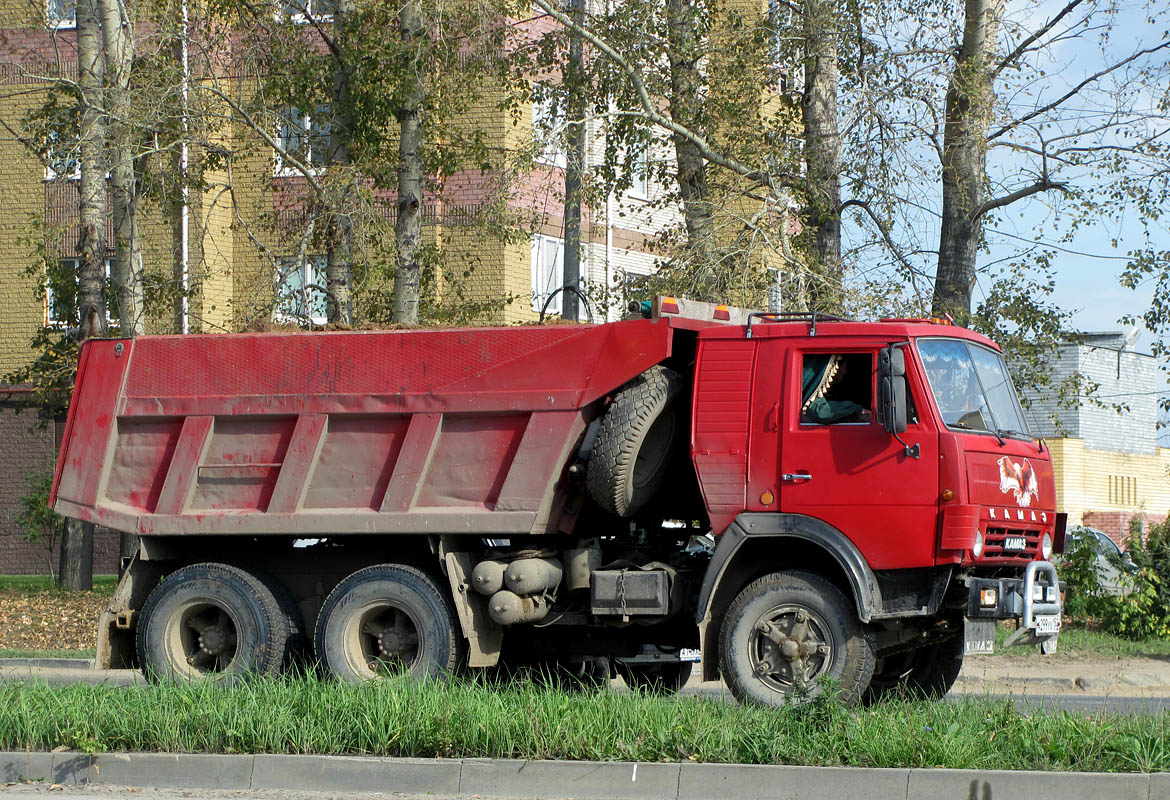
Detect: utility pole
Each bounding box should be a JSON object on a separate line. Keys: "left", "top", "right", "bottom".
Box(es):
{"left": 562, "top": 0, "right": 585, "bottom": 320}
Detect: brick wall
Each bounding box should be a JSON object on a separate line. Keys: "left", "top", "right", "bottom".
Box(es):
{"left": 1080, "top": 510, "right": 1168, "bottom": 549}
{"left": 0, "top": 397, "right": 119, "bottom": 575}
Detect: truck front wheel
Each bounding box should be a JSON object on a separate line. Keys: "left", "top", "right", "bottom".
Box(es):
{"left": 136, "top": 562, "right": 294, "bottom": 684}
{"left": 720, "top": 571, "right": 875, "bottom": 706}
{"left": 315, "top": 564, "right": 465, "bottom": 682}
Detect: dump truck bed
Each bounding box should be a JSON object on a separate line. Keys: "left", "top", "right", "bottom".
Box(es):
{"left": 51, "top": 320, "right": 677, "bottom": 538}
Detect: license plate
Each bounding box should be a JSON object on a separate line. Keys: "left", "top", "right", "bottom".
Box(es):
{"left": 679, "top": 648, "right": 701, "bottom": 662}
{"left": 1034, "top": 614, "right": 1060, "bottom": 634}
{"left": 1004, "top": 536, "right": 1027, "bottom": 550}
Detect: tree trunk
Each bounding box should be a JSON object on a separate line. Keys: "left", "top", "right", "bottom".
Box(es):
{"left": 58, "top": 518, "right": 94, "bottom": 591}
{"left": 932, "top": 0, "right": 1002, "bottom": 318}
{"left": 665, "top": 0, "right": 718, "bottom": 288}
{"left": 76, "top": 0, "right": 107, "bottom": 342}
{"left": 100, "top": 0, "right": 145, "bottom": 336}
{"left": 802, "top": 0, "right": 842, "bottom": 311}
{"left": 391, "top": 0, "right": 425, "bottom": 324}
{"left": 325, "top": 0, "right": 355, "bottom": 326}
{"left": 67, "top": 0, "right": 107, "bottom": 591}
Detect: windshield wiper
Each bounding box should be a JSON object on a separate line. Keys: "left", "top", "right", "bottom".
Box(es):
{"left": 997, "top": 428, "right": 1030, "bottom": 439}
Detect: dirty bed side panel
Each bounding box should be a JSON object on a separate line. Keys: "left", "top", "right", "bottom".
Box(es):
{"left": 52, "top": 321, "right": 675, "bottom": 538}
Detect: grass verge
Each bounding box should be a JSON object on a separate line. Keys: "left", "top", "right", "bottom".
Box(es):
{"left": 0, "top": 649, "right": 95, "bottom": 659}
{"left": 994, "top": 622, "right": 1170, "bottom": 658}
{"left": 0, "top": 575, "right": 118, "bottom": 591}
{"left": 1, "top": 676, "right": 1168, "bottom": 772}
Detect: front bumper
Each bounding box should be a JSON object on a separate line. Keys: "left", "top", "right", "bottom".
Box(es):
{"left": 963, "top": 561, "right": 1062, "bottom": 654}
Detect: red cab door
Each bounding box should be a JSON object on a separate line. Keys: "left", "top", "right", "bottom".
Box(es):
{"left": 777, "top": 342, "right": 939, "bottom": 570}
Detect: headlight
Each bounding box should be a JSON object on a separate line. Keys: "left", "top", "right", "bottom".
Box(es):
{"left": 1041, "top": 533, "right": 1053, "bottom": 560}
{"left": 972, "top": 529, "right": 984, "bottom": 558}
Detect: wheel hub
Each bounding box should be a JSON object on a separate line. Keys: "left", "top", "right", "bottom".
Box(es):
{"left": 748, "top": 604, "right": 833, "bottom": 693}
{"left": 199, "top": 626, "right": 228, "bottom": 654}
{"left": 379, "top": 629, "right": 407, "bottom": 654}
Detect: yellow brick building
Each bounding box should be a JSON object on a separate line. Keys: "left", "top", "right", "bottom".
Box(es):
{"left": 1024, "top": 333, "right": 1170, "bottom": 545}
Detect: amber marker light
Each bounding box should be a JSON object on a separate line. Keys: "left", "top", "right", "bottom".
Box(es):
{"left": 659, "top": 297, "right": 680, "bottom": 314}
{"left": 941, "top": 488, "right": 954, "bottom": 501}
{"left": 713, "top": 305, "right": 731, "bottom": 321}
{"left": 760, "top": 490, "right": 775, "bottom": 505}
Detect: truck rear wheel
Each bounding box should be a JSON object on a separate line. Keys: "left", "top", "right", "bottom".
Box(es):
{"left": 587, "top": 366, "right": 684, "bottom": 518}
{"left": 136, "top": 562, "right": 293, "bottom": 684}
{"left": 863, "top": 634, "right": 964, "bottom": 703}
{"left": 720, "top": 571, "right": 875, "bottom": 706}
{"left": 315, "top": 564, "right": 464, "bottom": 682}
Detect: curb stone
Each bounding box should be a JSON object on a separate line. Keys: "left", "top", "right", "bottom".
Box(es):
{"left": 0, "top": 659, "right": 92, "bottom": 669}
{"left": 0, "top": 752, "right": 1161, "bottom": 799}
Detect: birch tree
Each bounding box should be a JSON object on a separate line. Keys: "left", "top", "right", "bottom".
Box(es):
{"left": 57, "top": 0, "right": 108, "bottom": 591}
{"left": 99, "top": 0, "right": 146, "bottom": 336}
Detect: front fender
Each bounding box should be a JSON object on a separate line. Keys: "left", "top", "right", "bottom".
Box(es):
{"left": 697, "top": 513, "right": 884, "bottom": 625}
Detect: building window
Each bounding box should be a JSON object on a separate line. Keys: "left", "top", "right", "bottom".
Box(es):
{"left": 47, "top": 0, "right": 75, "bottom": 28}
{"left": 530, "top": 234, "right": 564, "bottom": 314}
{"left": 47, "top": 257, "right": 115, "bottom": 326}
{"left": 628, "top": 144, "right": 650, "bottom": 200}
{"left": 276, "top": 255, "right": 328, "bottom": 323}
{"left": 276, "top": 106, "right": 331, "bottom": 175}
{"left": 43, "top": 131, "right": 80, "bottom": 180}
{"left": 279, "top": 0, "right": 336, "bottom": 21}
{"left": 532, "top": 89, "right": 566, "bottom": 168}
{"left": 767, "top": 0, "right": 801, "bottom": 94}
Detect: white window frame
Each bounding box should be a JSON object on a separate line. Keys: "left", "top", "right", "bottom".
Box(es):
{"left": 47, "top": 257, "right": 115, "bottom": 327}
{"left": 277, "top": 0, "right": 335, "bottom": 23}
{"left": 47, "top": 0, "right": 75, "bottom": 29}
{"left": 628, "top": 144, "right": 650, "bottom": 200}
{"left": 275, "top": 105, "right": 331, "bottom": 176}
{"left": 276, "top": 254, "right": 329, "bottom": 324}
{"left": 530, "top": 234, "right": 565, "bottom": 315}
{"left": 43, "top": 131, "right": 80, "bottom": 181}
{"left": 532, "top": 90, "right": 567, "bottom": 168}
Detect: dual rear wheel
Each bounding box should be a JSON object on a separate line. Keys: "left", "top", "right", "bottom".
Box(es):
{"left": 137, "top": 561, "right": 462, "bottom": 684}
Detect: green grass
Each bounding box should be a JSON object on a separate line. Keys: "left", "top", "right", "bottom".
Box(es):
{"left": 1, "top": 676, "right": 1168, "bottom": 772}
{"left": 0, "top": 649, "right": 95, "bottom": 659}
{"left": 993, "top": 622, "right": 1170, "bottom": 658}
{"left": 0, "top": 574, "right": 118, "bottom": 592}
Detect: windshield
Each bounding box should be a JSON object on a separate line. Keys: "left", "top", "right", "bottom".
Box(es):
{"left": 916, "top": 338, "right": 1031, "bottom": 437}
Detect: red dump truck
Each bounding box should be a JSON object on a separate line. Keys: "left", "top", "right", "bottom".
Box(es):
{"left": 51, "top": 297, "right": 1064, "bottom": 704}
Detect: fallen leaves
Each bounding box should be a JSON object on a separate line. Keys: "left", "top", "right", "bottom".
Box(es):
{"left": 0, "top": 587, "right": 112, "bottom": 652}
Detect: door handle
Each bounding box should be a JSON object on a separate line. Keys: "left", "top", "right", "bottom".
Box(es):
{"left": 782, "top": 473, "right": 812, "bottom": 482}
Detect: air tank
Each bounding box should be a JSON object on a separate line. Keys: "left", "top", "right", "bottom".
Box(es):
{"left": 504, "top": 557, "right": 563, "bottom": 595}
{"left": 488, "top": 590, "right": 550, "bottom": 625}
{"left": 470, "top": 559, "right": 508, "bottom": 596}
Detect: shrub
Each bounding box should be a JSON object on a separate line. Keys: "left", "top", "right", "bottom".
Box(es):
{"left": 1059, "top": 531, "right": 1110, "bottom": 618}
{"left": 1097, "top": 517, "right": 1170, "bottom": 640}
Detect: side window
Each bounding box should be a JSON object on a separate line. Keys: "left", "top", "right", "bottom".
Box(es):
{"left": 800, "top": 353, "right": 873, "bottom": 425}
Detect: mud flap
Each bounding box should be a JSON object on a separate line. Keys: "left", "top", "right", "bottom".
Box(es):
{"left": 964, "top": 616, "right": 996, "bottom": 655}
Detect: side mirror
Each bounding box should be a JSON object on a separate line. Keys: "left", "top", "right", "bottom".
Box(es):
{"left": 878, "top": 346, "right": 907, "bottom": 434}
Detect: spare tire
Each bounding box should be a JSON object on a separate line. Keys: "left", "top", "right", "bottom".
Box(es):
{"left": 587, "top": 366, "right": 685, "bottom": 518}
